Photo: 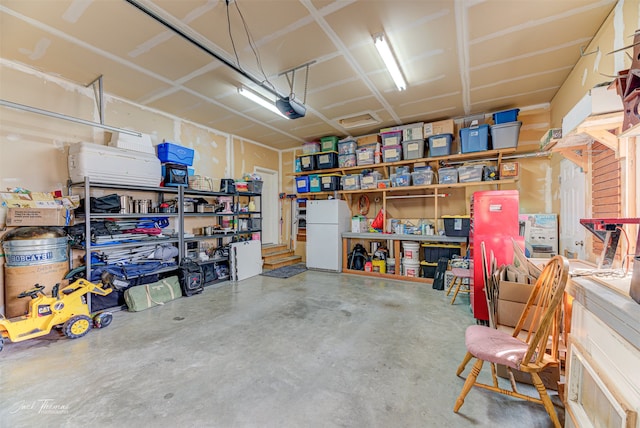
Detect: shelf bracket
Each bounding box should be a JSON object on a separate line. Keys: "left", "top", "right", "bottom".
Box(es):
{"left": 86, "top": 75, "right": 105, "bottom": 125}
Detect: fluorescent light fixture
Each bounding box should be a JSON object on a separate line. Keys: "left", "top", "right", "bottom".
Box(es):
{"left": 373, "top": 33, "right": 406, "bottom": 91}
{"left": 238, "top": 87, "right": 288, "bottom": 118}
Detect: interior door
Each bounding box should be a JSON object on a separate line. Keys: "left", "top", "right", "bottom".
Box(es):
{"left": 254, "top": 167, "right": 278, "bottom": 245}
{"left": 560, "top": 158, "right": 587, "bottom": 259}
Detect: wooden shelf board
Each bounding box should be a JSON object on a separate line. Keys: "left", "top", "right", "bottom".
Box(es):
{"left": 343, "top": 269, "right": 433, "bottom": 284}
{"left": 293, "top": 148, "right": 517, "bottom": 177}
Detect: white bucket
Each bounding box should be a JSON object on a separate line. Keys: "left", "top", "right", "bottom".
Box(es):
{"left": 402, "top": 241, "right": 420, "bottom": 261}
{"left": 403, "top": 258, "right": 420, "bottom": 277}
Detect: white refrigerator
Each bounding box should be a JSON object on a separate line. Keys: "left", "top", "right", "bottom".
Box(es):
{"left": 306, "top": 199, "right": 352, "bottom": 272}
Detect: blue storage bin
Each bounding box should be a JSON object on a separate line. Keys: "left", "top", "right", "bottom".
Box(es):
{"left": 460, "top": 125, "right": 489, "bottom": 153}
{"left": 492, "top": 108, "right": 520, "bottom": 124}
{"left": 428, "top": 134, "right": 453, "bottom": 157}
{"left": 296, "top": 176, "right": 310, "bottom": 193}
{"left": 309, "top": 174, "right": 321, "bottom": 192}
{"left": 157, "top": 142, "right": 194, "bottom": 166}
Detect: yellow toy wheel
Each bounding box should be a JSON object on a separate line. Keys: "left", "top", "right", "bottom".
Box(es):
{"left": 63, "top": 315, "right": 92, "bottom": 339}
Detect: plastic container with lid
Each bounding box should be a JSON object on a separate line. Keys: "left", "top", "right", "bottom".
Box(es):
{"left": 428, "top": 133, "right": 453, "bottom": 157}
{"left": 460, "top": 124, "right": 490, "bottom": 153}
{"left": 320, "top": 136, "right": 339, "bottom": 152}
{"left": 302, "top": 142, "right": 320, "bottom": 154}
{"left": 382, "top": 144, "right": 402, "bottom": 163}
{"left": 402, "top": 139, "right": 425, "bottom": 160}
{"left": 337, "top": 139, "right": 357, "bottom": 155}
{"left": 442, "top": 215, "right": 470, "bottom": 237}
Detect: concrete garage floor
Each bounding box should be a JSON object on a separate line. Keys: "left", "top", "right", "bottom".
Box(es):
{"left": 0, "top": 270, "right": 562, "bottom": 427}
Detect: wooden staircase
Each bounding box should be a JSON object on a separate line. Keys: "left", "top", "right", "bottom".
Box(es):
{"left": 262, "top": 244, "right": 303, "bottom": 270}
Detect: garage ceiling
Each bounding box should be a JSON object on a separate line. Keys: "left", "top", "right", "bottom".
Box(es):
{"left": 0, "top": 0, "right": 617, "bottom": 150}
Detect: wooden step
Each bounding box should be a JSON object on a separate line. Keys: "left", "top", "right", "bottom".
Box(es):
{"left": 262, "top": 249, "right": 295, "bottom": 263}
{"left": 263, "top": 255, "right": 303, "bottom": 270}
{"left": 261, "top": 243, "right": 288, "bottom": 256}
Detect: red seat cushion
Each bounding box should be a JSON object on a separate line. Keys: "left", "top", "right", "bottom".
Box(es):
{"left": 465, "top": 325, "right": 528, "bottom": 369}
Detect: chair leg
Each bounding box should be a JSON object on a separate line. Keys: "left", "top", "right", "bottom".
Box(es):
{"left": 490, "top": 363, "right": 499, "bottom": 388}
{"left": 454, "top": 358, "right": 484, "bottom": 413}
{"left": 456, "top": 351, "right": 473, "bottom": 376}
{"left": 531, "top": 372, "right": 561, "bottom": 428}
{"left": 446, "top": 276, "right": 458, "bottom": 296}
{"left": 450, "top": 278, "right": 463, "bottom": 304}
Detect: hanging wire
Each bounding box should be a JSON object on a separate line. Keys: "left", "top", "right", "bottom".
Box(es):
{"left": 231, "top": 0, "right": 277, "bottom": 94}
{"left": 225, "top": 1, "right": 241, "bottom": 70}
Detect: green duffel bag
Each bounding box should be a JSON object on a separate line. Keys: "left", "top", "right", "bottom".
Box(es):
{"left": 124, "top": 276, "right": 181, "bottom": 312}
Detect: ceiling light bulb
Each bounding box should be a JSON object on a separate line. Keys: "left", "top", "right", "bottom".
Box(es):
{"left": 373, "top": 33, "right": 406, "bottom": 91}
{"left": 238, "top": 87, "right": 288, "bottom": 119}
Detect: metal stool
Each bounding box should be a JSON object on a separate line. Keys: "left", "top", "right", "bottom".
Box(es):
{"left": 445, "top": 266, "right": 472, "bottom": 305}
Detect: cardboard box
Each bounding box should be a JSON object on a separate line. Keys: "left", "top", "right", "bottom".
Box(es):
{"left": 351, "top": 215, "right": 368, "bottom": 233}
{"left": 499, "top": 162, "right": 519, "bottom": 178}
{"left": 356, "top": 134, "right": 381, "bottom": 146}
{"left": 6, "top": 207, "right": 74, "bottom": 226}
{"left": 519, "top": 213, "right": 558, "bottom": 256}
{"left": 423, "top": 119, "right": 454, "bottom": 137}
{"left": 497, "top": 280, "right": 535, "bottom": 329}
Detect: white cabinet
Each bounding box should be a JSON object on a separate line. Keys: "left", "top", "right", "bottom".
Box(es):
{"left": 566, "top": 277, "right": 640, "bottom": 427}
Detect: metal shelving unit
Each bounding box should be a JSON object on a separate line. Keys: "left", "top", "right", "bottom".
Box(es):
{"left": 68, "top": 178, "right": 262, "bottom": 306}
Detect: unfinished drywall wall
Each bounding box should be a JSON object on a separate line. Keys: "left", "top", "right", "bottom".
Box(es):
{"left": 0, "top": 59, "right": 279, "bottom": 315}
{"left": 549, "top": 1, "right": 640, "bottom": 259}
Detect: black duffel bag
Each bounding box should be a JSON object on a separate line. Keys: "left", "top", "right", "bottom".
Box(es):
{"left": 78, "top": 193, "right": 121, "bottom": 213}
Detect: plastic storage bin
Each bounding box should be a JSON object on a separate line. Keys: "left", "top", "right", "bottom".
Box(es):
{"left": 421, "top": 244, "right": 461, "bottom": 263}
{"left": 341, "top": 174, "right": 361, "bottom": 191}
{"left": 390, "top": 173, "right": 410, "bottom": 187}
{"left": 457, "top": 164, "right": 484, "bottom": 182}
{"left": 402, "top": 139, "right": 425, "bottom": 160}
{"left": 460, "top": 125, "right": 490, "bottom": 153}
{"left": 299, "top": 154, "right": 316, "bottom": 171}
{"left": 356, "top": 146, "right": 375, "bottom": 166}
{"left": 491, "top": 121, "right": 522, "bottom": 149}
{"left": 377, "top": 179, "right": 391, "bottom": 189}
{"left": 420, "top": 261, "right": 438, "bottom": 278}
{"left": 247, "top": 180, "right": 263, "bottom": 193}
{"left": 492, "top": 108, "right": 520, "bottom": 124}
{"left": 380, "top": 130, "right": 402, "bottom": 146}
{"left": 442, "top": 215, "right": 470, "bottom": 237}
{"left": 411, "top": 169, "right": 434, "bottom": 185}
{"left": 338, "top": 139, "right": 357, "bottom": 155}
{"left": 157, "top": 142, "right": 194, "bottom": 166}
{"left": 320, "top": 174, "right": 342, "bottom": 191}
{"left": 360, "top": 171, "right": 382, "bottom": 190}
{"left": 438, "top": 167, "right": 458, "bottom": 184}
{"left": 296, "top": 176, "right": 310, "bottom": 193}
{"left": 302, "top": 142, "right": 320, "bottom": 154}
{"left": 320, "top": 136, "right": 339, "bottom": 152}
{"left": 338, "top": 153, "right": 356, "bottom": 168}
{"left": 315, "top": 151, "right": 338, "bottom": 169}
{"left": 428, "top": 134, "right": 453, "bottom": 157}
{"left": 382, "top": 144, "right": 402, "bottom": 162}
{"left": 309, "top": 174, "right": 321, "bottom": 192}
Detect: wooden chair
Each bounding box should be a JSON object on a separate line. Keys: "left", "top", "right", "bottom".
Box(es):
{"left": 445, "top": 265, "right": 473, "bottom": 305}
{"left": 453, "top": 255, "right": 569, "bottom": 428}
